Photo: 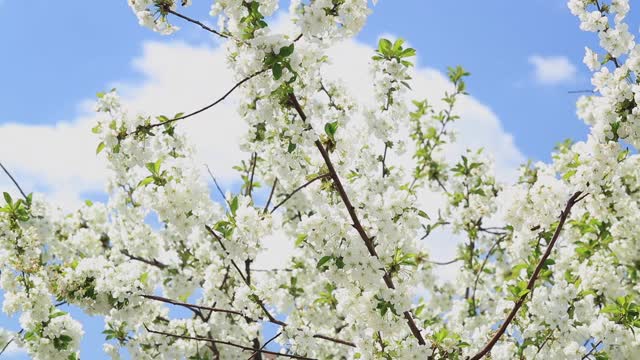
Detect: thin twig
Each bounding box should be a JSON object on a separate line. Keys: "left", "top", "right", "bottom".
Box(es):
{"left": 288, "top": 93, "right": 426, "bottom": 346}
{"left": 426, "top": 258, "right": 461, "bottom": 266}
{"left": 248, "top": 332, "right": 282, "bottom": 360}
{"left": 204, "top": 225, "right": 249, "bottom": 284}
{"left": 141, "top": 294, "right": 246, "bottom": 318}
{"left": 144, "top": 293, "right": 355, "bottom": 348}
{"left": 264, "top": 178, "right": 278, "bottom": 213}
{"left": 470, "top": 234, "right": 507, "bottom": 307}
{"left": 247, "top": 152, "right": 257, "bottom": 198}
{"left": 312, "top": 334, "right": 355, "bottom": 347}
{"left": 205, "top": 164, "right": 231, "bottom": 208}
{"left": 166, "top": 9, "right": 229, "bottom": 38}
{"left": 270, "top": 174, "right": 330, "bottom": 213}
{"left": 129, "top": 68, "right": 268, "bottom": 136}
{"left": 144, "top": 325, "right": 315, "bottom": 360}
{"left": 121, "top": 250, "right": 167, "bottom": 269}
{"left": 469, "top": 191, "right": 586, "bottom": 360}
{"left": 0, "top": 161, "right": 28, "bottom": 200}
{"left": 581, "top": 340, "right": 603, "bottom": 359}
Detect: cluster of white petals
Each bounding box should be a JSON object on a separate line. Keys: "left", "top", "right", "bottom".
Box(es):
{"left": 3, "top": 0, "right": 640, "bottom": 359}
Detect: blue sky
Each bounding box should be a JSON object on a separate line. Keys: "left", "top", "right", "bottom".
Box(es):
{"left": 3, "top": 1, "right": 637, "bottom": 159}
{"left": 1, "top": 0, "right": 638, "bottom": 358}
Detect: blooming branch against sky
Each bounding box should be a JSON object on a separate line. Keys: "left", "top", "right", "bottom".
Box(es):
{"left": 1, "top": 1, "right": 640, "bottom": 359}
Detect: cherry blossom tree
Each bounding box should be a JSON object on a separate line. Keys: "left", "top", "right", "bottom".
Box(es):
{"left": 1, "top": 0, "right": 639, "bottom": 359}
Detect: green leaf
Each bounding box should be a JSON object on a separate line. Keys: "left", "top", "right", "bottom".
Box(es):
{"left": 230, "top": 196, "right": 239, "bottom": 215}
{"left": 50, "top": 311, "right": 67, "bottom": 319}
{"left": 400, "top": 48, "right": 416, "bottom": 58}
{"left": 3, "top": 192, "right": 12, "bottom": 206}
{"left": 324, "top": 121, "right": 338, "bottom": 140}
{"left": 139, "top": 272, "right": 149, "bottom": 285}
{"left": 287, "top": 142, "right": 297, "bottom": 153}
{"left": 91, "top": 124, "right": 102, "bottom": 134}
{"left": 378, "top": 38, "right": 392, "bottom": 54}
{"left": 96, "top": 142, "right": 106, "bottom": 155}
{"left": 316, "top": 255, "right": 333, "bottom": 269}
{"left": 138, "top": 176, "right": 154, "bottom": 188}
{"left": 278, "top": 44, "right": 295, "bottom": 57}
{"left": 272, "top": 63, "right": 283, "bottom": 80}
{"left": 295, "top": 234, "right": 307, "bottom": 247}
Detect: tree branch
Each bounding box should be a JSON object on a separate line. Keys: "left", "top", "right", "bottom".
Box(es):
{"left": 469, "top": 191, "right": 586, "bottom": 360}
{"left": 581, "top": 340, "right": 603, "bottom": 360}
{"left": 129, "top": 68, "right": 268, "bottom": 136}
{"left": 246, "top": 152, "right": 257, "bottom": 198}
{"left": 287, "top": 93, "right": 426, "bottom": 346}
{"left": 166, "top": 9, "right": 229, "bottom": 38}
{"left": 248, "top": 332, "right": 281, "bottom": 360}
{"left": 143, "top": 293, "right": 355, "bottom": 348}
{"left": 264, "top": 178, "right": 278, "bottom": 213}
{"left": 144, "top": 325, "right": 315, "bottom": 360}
{"left": 270, "top": 173, "right": 330, "bottom": 213}
{"left": 121, "top": 250, "right": 167, "bottom": 269}
{"left": 0, "top": 161, "right": 28, "bottom": 200}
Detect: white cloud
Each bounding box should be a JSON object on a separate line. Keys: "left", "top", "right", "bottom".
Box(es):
{"left": 0, "top": 32, "right": 524, "bottom": 279}
{"left": 528, "top": 55, "right": 577, "bottom": 85}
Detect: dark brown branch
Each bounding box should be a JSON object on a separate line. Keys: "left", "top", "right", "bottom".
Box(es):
{"left": 130, "top": 68, "right": 268, "bottom": 135}
{"left": 248, "top": 332, "right": 281, "bottom": 360}
{"left": 288, "top": 93, "right": 426, "bottom": 346}
{"left": 381, "top": 142, "right": 389, "bottom": 178}
{"left": 247, "top": 153, "right": 257, "bottom": 198}
{"left": 270, "top": 174, "right": 330, "bottom": 213}
{"left": 0, "top": 161, "right": 28, "bottom": 200}
{"left": 204, "top": 225, "right": 286, "bottom": 328}
{"left": 581, "top": 340, "right": 603, "bottom": 359}
{"left": 469, "top": 191, "right": 586, "bottom": 360}
{"left": 427, "top": 258, "right": 461, "bottom": 266}
{"left": 143, "top": 294, "right": 355, "bottom": 348}
{"left": 121, "top": 250, "right": 167, "bottom": 269}
{"left": 144, "top": 325, "right": 315, "bottom": 360}
{"left": 204, "top": 225, "right": 249, "bottom": 284}
{"left": 470, "top": 234, "right": 507, "bottom": 309}
{"left": 264, "top": 178, "right": 278, "bottom": 213}
{"left": 166, "top": 9, "right": 229, "bottom": 38}
{"left": 206, "top": 164, "right": 231, "bottom": 207}
{"left": 312, "top": 334, "right": 355, "bottom": 348}
{"left": 141, "top": 294, "right": 246, "bottom": 318}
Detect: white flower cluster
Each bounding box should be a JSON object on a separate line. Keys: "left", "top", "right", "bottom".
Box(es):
{"left": 4, "top": 0, "right": 640, "bottom": 359}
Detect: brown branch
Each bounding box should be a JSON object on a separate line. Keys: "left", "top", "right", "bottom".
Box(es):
{"left": 204, "top": 225, "right": 249, "bottom": 285}
{"left": 470, "top": 234, "right": 507, "bottom": 310}
{"left": 288, "top": 93, "right": 426, "bottom": 346}
{"left": 129, "top": 68, "right": 268, "bottom": 136}
{"left": 166, "top": 9, "right": 229, "bottom": 38}
{"left": 246, "top": 152, "right": 258, "bottom": 197}
{"left": 312, "top": 334, "right": 355, "bottom": 348}
{"left": 141, "top": 294, "right": 246, "bottom": 318}
{"left": 427, "top": 258, "right": 462, "bottom": 266}
{"left": 143, "top": 294, "right": 354, "bottom": 348}
{"left": 121, "top": 250, "right": 167, "bottom": 269}
{"left": 204, "top": 225, "right": 285, "bottom": 328}
{"left": 0, "top": 161, "right": 28, "bottom": 200}
{"left": 144, "top": 325, "right": 315, "bottom": 360}
{"left": 248, "top": 332, "right": 281, "bottom": 360}
{"left": 206, "top": 164, "right": 231, "bottom": 208}
{"left": 270, "top": 174, "right": 330, "bottom": 213}
{"left": 264, "top": 178, "right": 278, "bottom": 213}
{"left": 581, "top": 340, "right": 602, "bottom": 359}
{"left": 469, "top": 191, "right": 586, "bottom": 360}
